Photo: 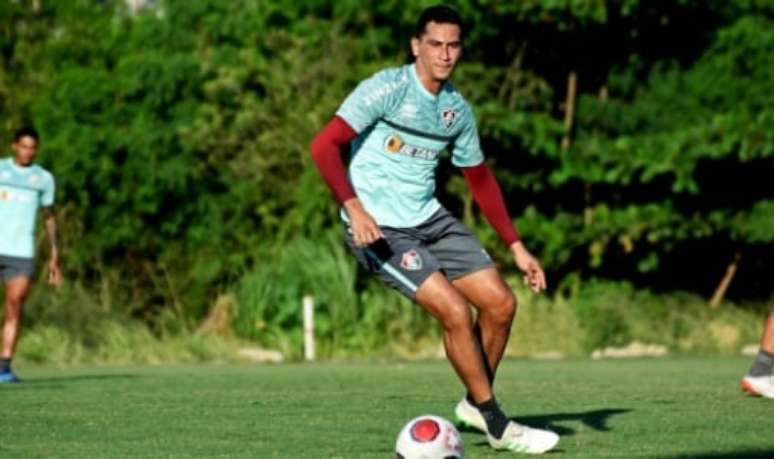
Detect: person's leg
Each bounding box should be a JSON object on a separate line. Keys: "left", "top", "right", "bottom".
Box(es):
{"left": 742, "top": 310, "right": 774, "bottom": 398}
{"left": 415, "top": 271, "right": 493, "bottom": 403}
{"left": 452, "top": 267, "right": 515, "bottom": 386}
{"left": 760, "top": 310, "right": 774, "bottom": 354}
{"left": 0, "top": 276, "right": 31, "bottom": 381}
{"left": 747, "top": 310, "right": 774, "bottom": 377}
{"left": 2, "top": 276, "right": 32, "bottom": 359}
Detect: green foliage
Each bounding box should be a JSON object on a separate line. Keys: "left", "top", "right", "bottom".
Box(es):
{"left": 233, "top": 233, "right": 439, "bottom": 359}
{"left": 1, "top": 0, "right": 773, "bottom": 354}
{"left": 569, "top": 280, "right": 761, "bottom": 354}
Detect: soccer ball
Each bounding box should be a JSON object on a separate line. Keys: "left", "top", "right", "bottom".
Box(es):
{"left": 395, "top": 414, "right": 464, "bottom": 459}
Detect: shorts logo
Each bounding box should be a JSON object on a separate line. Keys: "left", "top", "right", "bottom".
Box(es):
{"left": 441, "top": 107, "right": 457, "bottom": 129}
{"left": 400, "top": 250, "right": 423, "bottom": 271}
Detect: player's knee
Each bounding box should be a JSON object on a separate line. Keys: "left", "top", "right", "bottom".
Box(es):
{"left": 439, "top": 303, "right": 472, "bottom": 333}
{"left": 4, "top": 297, "right": 25, "bottom": 314}
{"left": 491, "top": 291, "right": 516, "bottom": 327}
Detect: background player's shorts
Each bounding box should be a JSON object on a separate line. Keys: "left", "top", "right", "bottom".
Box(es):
{"left": 344, "top": 207, "right": 495, "bottom": 299}
{"left": 0, "top": 255, "right": 35, "bottom": 281}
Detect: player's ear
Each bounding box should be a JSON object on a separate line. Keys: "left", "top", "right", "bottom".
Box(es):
{"left": 410, "top": 37, "right": 420, "bottom": 58}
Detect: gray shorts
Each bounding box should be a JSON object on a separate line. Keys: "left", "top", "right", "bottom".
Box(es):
{"left": 0, "top": 255, "right": 35, "bottom": 281}
{"left": 344, "top": 207, "right": 495, "bottom": 299}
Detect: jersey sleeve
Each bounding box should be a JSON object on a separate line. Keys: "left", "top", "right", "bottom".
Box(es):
{"left": 335, "top": 72, "right": 392, "bottom": 134}
{"left": 451, "top": 104, "right": 485, "bottom": 167}
{"left": 41, "top": 172, "right": 55, "bottom": 207}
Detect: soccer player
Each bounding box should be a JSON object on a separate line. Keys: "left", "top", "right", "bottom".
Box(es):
{"left": 310, "top": 5, "right": 558, "bottom": 454}
{"left": 741, "top": 310, "right": 774, "bottom": 398}
{"left": 0, "top": 127, "right": 61, "bottom": 383}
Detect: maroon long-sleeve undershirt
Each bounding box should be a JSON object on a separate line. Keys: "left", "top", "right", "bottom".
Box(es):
{"left": 309, "top": 116, "right": 358, "bottom": 204}
{"left": 309, "top": 116, "right": 520, "bottom": 246}
{"left": 461, "top": 163, "right": 521, "bottom": 246}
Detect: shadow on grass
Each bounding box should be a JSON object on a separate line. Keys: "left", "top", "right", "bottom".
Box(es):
{"left": 657, "top": 451, "right": 774, "bottom": 459}
{"left": 3, "top": 373, "right": 139, "bottom": 388}
{"left": 514, "top": 408, "right": 632, "bottom": 435}
{"left": 460, "top": 407, "right": 632, "bottom": 438}
{"left": 464, "top": 408, "right": 631, "bottom": 451}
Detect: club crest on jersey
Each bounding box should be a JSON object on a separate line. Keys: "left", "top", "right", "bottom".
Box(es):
{"left": 441, "top": 107, "right": 457, "bottom": 129}
{"left": 400, "top": 250, "right": 423, "bottom": 271}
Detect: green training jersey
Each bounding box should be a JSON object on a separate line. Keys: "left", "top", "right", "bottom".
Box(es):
{"left": 0, "top": 157, "right": 55, "bottom": 258}
{"left": 336, "top": 63, "right": 484, "bottom": 227}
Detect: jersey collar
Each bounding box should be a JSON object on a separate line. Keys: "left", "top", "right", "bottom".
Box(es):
{"left": 6, "top": 157, "right": 34, "bottom": 174}
{"left": 410, "top": 63, "right": 445, "bottom": 100}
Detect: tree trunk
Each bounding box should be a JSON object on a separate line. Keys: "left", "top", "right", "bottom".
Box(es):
{"left": 709, "top": 252, "right": 741, "bottom": 308}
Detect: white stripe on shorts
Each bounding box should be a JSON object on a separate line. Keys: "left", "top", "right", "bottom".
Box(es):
{"left": 364, "top": 248, "right": 418, "bottom": 293}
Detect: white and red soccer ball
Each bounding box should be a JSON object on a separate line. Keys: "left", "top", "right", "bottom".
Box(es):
{"left": 395, "top": 415, "right": 464, "bottom": 459}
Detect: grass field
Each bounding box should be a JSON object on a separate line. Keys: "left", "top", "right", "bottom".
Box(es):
{"left": 1, "top": 357, "right": 772, "bottom": 458}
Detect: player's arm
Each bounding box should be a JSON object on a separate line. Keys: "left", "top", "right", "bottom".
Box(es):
{"left": 309, "top": 116, "right": 384, "bottom": 246}
{"left": 43, "top": 206, "right": 62, "bottom": 286}
{"left": 461, "top": 163, "right": 546, "bottom": 292}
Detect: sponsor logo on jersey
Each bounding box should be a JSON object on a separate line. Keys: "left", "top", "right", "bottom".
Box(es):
{"left": 383, "top": 134, "right": 440, "bottom": 160}
{"left": 29, "top": 174, "right": 41, "bottom": 185}
{"left": 441, "top": 107, "right": 457, "bottom": 129}
{"left": 400, "top": 249, "right": 423, "bottom": 271}
{"left": 0, "top": 189, "right": 33, "bottom": 204}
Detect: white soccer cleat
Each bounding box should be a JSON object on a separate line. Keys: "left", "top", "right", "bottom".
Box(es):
{"left": 741, "top": 375, "right": 774, "bottom": 399}
{"left": 487, "top": 421, "right": 559, "bottom": 454}
{"left": 454, "top": 397, "right": 487, "bottom": 433}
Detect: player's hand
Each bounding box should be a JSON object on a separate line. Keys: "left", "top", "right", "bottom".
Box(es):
{"left": 344, "top": 198, "right": 384, "bottom": 247}
{"left": 510, "top": 241, "right": 546, "bottom": 293}
{"left": 48, "top": 259, "right": 62, "bottom": 287}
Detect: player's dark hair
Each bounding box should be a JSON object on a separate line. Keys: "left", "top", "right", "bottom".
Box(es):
{"left": 13, "top": 127, "right": 39, "bottom": 143}
{"left": 414, "top": 5, "right": 464, "bottom": 39}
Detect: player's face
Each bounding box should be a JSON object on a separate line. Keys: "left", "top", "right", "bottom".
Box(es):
{"left": 412, "top": 21, "right": 462, "bottom": 87}
{"left": 12, "top": 135, "right": 38, "bottom": 167}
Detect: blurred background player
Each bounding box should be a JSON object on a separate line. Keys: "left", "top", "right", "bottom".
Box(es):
{"left": 0, "top": 127, "right": 61, "bottom": 383}
{"left": 741, "top": 310, "right": 774, "bottom": 398}
{"left": 310, "top": 5, "right": 558, "bottom": 454}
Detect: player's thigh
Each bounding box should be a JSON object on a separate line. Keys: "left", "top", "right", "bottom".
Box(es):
{"left": 425, "top": 214, "right": 494, "bottom": 284}
{"left": 343, "top": 225, "right": 440, "bottom": 300}
{"left": 4, "top": 277, "right": 32, "bottom": 308}
{"left": 1, "top": 257, "right": 34, "bottom": 306}
{"left": 415, "top": 271, "right": 474, "bottom": 329}
{"left": 423, "top": 216, "right": 513, "bottom": 311}
{"left": 451, "top": 267, "right": 515, "bottom": 314}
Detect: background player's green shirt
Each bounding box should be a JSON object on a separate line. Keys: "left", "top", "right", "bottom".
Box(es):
{"left": 0, "top": 157, "right": 55, "bottom": 258}
{"left": 336, "top": 64, "right": 484, "bottom": 228}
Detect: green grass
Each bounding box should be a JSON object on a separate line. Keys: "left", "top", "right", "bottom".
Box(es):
{"left": 1, "top": 357, "right": 772, "bottom": 458}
